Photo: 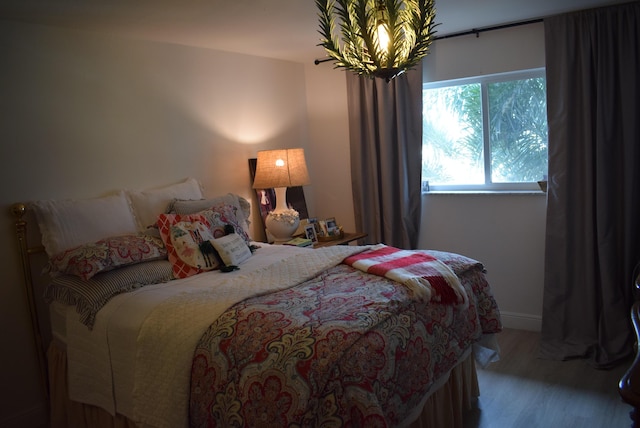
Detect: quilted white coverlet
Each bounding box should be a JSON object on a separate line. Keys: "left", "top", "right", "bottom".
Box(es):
{"left": 65, "top": 244, "right": 367, "bottom": 428}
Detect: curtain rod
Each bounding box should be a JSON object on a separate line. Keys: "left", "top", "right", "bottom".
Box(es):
{"left": 313, "top": 17, "right": 544, "bottom": 64}
{"left": 433, "top": 18, "right": 543, "bottom": 41}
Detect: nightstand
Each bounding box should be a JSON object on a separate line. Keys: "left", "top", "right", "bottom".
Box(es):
{"left": 313, "top": 232, "right": 367, "bottom": 248}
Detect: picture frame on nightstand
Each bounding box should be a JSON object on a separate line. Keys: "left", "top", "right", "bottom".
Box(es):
{"left": 324, "top": 217, "right": 337, "bottom": 234}
{"left": 304, "top": 223, "right": 318, "bottom": 243}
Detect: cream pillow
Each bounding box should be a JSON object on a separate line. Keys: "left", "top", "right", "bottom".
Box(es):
{"left": 127, "top": 178, "right": 203, "bottom": 231}
{"left": 211, "top": 233, "right": 252, "bottom": 266}
{"left": 32, "top": 191, "right": 138, "bottom": 258}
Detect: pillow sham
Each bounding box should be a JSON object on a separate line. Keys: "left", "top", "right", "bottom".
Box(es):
{"left": 31, "top": 191, "right": 138, "bottom": 258}
{"left": 47, "top": 234, "right": 167, "bottom": 281}
{"left": 168, "top": 193, "right": 251, "bottom": 234}
{"left": 128, "top": 178, "right": 203, "bottom": 232}
{"left": 44, "top": 260, "right": 173, "bottom": 329}
{"left": 157, "top": 213, "right": 216, "bottom": 278}
{"left": 211, "top": 233, "right": 253, "bottom": 266}
{"left": 199, "top": 204, "right": 251, "bottom": 245}
{"left": 169, "top": 220, "right": 220, "bottom": 271}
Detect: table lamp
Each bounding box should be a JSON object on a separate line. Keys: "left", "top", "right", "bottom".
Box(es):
{"left": 252, "top": 148, "right": 310, "bottom": 243}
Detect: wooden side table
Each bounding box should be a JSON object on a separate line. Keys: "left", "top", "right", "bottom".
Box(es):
{"left": 313, "top": 232, "right": 367, "bottom": 248}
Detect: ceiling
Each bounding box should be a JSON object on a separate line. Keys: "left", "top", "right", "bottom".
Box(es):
{"left": 0, "top": 0, "right": 631, "bottom": 64}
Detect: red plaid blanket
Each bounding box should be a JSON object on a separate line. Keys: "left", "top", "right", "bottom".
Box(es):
{"left": 343, "top": 244, "right": 467, "bottom": 305}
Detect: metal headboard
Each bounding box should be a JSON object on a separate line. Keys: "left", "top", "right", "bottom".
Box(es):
{"left": 11, "top": 203, "right": 48, "bottom": 399}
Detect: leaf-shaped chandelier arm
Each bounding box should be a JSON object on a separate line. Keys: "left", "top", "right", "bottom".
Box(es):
{"left": 354, "top": 0, "right": 381, "bottom": 70}
{"left": 316, "top": 0, "right": 341, "bottom": 64}
{"left": 341, "top": 0, "right": 372, "bottom": 71}
{"left": 316, "top": 0, "right": 438, "bottom": 81}
{"left": 380, "top": 0, "right": 398, "bottom": 68}
{"left": 317, "top": 0, "right": 361, "bottom": 71}
{"left": 404, "top": 0, "right": 438, "bottom": 68}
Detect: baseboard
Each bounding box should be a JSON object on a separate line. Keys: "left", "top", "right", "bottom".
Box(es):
{"left": 0, "top": 403, "right": 48, "bottom": 428}
{"left": 500, "top": 311, "right": 542, "bottom": 332}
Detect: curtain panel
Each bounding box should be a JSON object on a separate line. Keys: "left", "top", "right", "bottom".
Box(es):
{"left": 346, "top": 68, "right": 423, "bottom": 249}
{"left": 541, "top": 2, "right": 640, "bottom": 367}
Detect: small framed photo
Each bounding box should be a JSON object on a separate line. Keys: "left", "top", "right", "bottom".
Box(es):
{"left": 304, "top": 223, "right": 318, "bottom": 243}
{"left": 317, "top": 220, "right": 328, "bottom": 237}
{"left": 307, "top": 217, "right": 319, "bottom": 233}
{"left": 324, "top": 217, "right": 337, "bottom": 235}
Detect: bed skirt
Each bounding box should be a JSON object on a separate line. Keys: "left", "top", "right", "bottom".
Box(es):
{"left": 48, "top": 341, "right": 479, "bottom": 428}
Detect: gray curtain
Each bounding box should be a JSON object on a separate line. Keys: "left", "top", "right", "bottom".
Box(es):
{"left": 540, "top": 2, "right": 640, "bottom": 367}
{"left": 346, "top": 67, "right": 423, "bottom": 249}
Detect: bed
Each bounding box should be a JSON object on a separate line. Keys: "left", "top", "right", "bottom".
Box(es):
{"left": 12, "top": 178, "right": 502, "bottom": 428}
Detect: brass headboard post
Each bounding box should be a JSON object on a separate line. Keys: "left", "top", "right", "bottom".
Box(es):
{"left": 11, "top": 203, "right": 49, "bottom": 400}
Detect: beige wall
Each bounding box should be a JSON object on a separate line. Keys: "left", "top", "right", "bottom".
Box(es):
{"left": 302, "top": 63, "right": 354, "bottom": 232}
{"left": 420, "top": 193, "right": 547, "bottom": 330}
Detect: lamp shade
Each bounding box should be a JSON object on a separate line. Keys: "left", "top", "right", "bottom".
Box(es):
{"left": 252, "top": 148, "right": 310, "bottom": 189}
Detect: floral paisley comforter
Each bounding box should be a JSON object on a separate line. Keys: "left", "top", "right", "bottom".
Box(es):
{"left": 189, "top": 250, "right": 501, "bottom": 427}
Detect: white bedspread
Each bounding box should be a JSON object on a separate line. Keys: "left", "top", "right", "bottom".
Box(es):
{"left": 65, "top": 244, "right": 367, "bottom": 427}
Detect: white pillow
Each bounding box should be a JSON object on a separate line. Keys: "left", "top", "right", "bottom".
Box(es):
{"left": 211, "top": 233, "right": 252, "bottom": 266}
{"left": 32, "top": 191, "right": 138, "bottom": 257}
{"left": 127, "top": 178, "right": 203, "bottom": 231}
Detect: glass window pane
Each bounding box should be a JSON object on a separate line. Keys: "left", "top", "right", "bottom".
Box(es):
{"left": 422, "top": 70, "right": 548, "bottom": 190}
{"left": 487, "top": 78, "right": 548, "bottom": 183}
{"left": 422, "top": 84, "right": 484, "bottom": 185}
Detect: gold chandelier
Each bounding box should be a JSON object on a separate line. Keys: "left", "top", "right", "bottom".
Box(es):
{"left": 316, "top": 0, "right": 438, "bottom": 81}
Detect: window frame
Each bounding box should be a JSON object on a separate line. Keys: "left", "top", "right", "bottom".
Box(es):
{"left": 422, "top": 68, "right": 547, "bottom": 193}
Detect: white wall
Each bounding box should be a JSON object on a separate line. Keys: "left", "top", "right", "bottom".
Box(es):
{"left": 420, "top": 22, "right": 547, "bottom": 331}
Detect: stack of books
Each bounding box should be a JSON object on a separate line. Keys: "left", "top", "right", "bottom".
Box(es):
{"left": 283, "top": 237, "right": 313, "bottom": 247}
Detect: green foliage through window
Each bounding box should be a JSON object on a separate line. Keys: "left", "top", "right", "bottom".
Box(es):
{"left": 422, "top": 69, "right": 548, "bottom": 191}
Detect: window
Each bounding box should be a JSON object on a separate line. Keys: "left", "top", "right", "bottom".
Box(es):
{"left": 422, "top": 69, "right": 548, "bottom": 191}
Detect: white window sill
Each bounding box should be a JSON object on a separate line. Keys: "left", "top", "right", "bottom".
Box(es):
{"left": 423, "top": 190, "right": 546, "bottom": 195}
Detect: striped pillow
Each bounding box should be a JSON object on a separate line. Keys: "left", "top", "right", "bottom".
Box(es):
{"left": 44, "top": 259, "right": 173, "bottom": 329}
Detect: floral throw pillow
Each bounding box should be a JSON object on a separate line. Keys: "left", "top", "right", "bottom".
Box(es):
{"left": 158, "top": 213, "right": 218, "bottom": 278}
{"left": 199, "top": 204, "right": 251, "bottom": 244}
{"left": 48, "top": 234, "right": 167, "bottom": 281}
{"left": 169, "top": 220, "right": 220, "bottom": 271}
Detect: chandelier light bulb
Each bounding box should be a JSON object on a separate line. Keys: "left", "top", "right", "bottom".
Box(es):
{"left": 377, "top": 22, "right": 390, "bottom": 52}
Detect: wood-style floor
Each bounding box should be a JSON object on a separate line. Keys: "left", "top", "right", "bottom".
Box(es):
{"left": 464, "top": 328, "right": 633, "bottom": 428}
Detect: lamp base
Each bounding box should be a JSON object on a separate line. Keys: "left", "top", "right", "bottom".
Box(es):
{"left": 265, "top": 212, "right": 300, "bottom": 243}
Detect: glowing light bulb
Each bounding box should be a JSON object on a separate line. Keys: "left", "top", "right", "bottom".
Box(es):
{"left": 377, "top": 22, "right": 390, "bottom": 52}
